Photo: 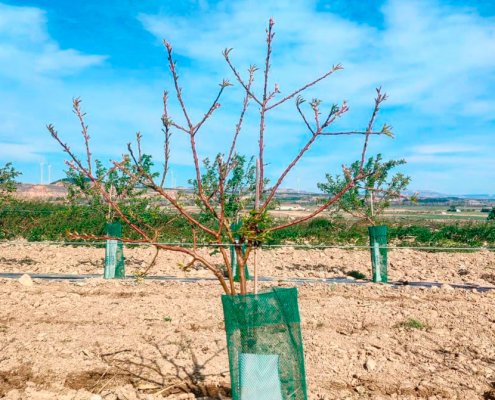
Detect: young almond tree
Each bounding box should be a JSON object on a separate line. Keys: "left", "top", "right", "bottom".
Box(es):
{"left": 0, "top": 162, "right": 21, "bottom": 199}
{"left": 65, "top": 155, "right": 159, "bottom": 225}
{"left": 48, "top": 19, "right": 393, "bottom": 295}
{"left": 317, "top": 154, "right": 411, "bottom": 225}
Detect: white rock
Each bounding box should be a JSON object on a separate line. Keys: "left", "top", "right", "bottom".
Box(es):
{"left": 18, "top": 274, "right": 33, "bottom": 287}
{"left": 365, "top": 358, "right": 377, "bottom": 371}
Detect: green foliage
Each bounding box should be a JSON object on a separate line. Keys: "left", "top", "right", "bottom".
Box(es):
{"left": 487, "top": 207, "right": 495, "bottom": 221}
{"left": 0, "top": 200, "right": 105, "bottom": 241}
{"left": 2, "top": 200, "right": 495, "bottom": 248}
{"left": 318, "top": 154, "right": 410, "bottom": 224}
{"left": 189, "top": 154, "right": 258, "bottom": 222}
{"left": 267, "top": 217, "right": 362, "bottom": 245}
{"left": 66, "top": 155, "right": 159, "bottom": 223}
{"left": 396, "top": 318, "right": 428, "bottom": 330}
{"left": 307, "top": 217, "right": 333, "bottom": 230}
{"left": 0, "top": 199, "right": 193, "bottom": 242}
{"left": 390, "top": 221, "right": 495, "bottom": 247}
{"left": 188, "top": 153, "right": 275, "bottom": 245}
{"left": 0, "top": 162, "right": 21, "bottom": 197}
{"left": 238, "top": 209, "right": 272, "bottom": 245}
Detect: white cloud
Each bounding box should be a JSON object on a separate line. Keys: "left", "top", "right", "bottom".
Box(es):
{"left": 0, "top": 3, "right": 48, "bottom": 43}
{"left": 0, "top": 142, "right": 44, "bottom": 162}
{"left": 0, "top": 3, "right": 106, "bottom": 83}
{"left": 136, "top": 0, "right": 495, "bottom": 193}
{"left": 0, "top": 0, "right": 494, "bottom": 193}
{"left": 139, "top": 0, "right": 495, "bottom": 119}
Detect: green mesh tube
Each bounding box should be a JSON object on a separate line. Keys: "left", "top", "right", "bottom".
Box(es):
{"left": 368, "top": 225, "right": 388, "bottom": 283}
{"left": 222, "top": 288, "right": 307, "bottom": 400}
{"left": 104, "top": 221, "right": 125, "bottom": 279}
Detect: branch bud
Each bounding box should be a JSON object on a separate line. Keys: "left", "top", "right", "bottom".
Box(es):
{"left": 222, "top": 48, "right": 233, "bottom": 58}
{"left": 220, "top": 79, "right": 233, "bottom": 88}
{"left": 163, "top": 40, "right": 172, "bottom": 52}
{"left": 381, "top": 124, "right": 394, "bottom": 138}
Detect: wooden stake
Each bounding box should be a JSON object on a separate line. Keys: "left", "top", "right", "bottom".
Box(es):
{"left": 254, "top": 158, "right": 260, "bottom": 294}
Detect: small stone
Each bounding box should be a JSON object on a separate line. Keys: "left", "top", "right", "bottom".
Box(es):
{"left": 365, "top": 358, "right": 377, "bottom": 371}
{"left": 4, "top": 389, "right": 21, "bottom": 400}
{"left": 90, "top": 395, "right": 103, "bottom": 400}
{"left": 18, "top": 274, "right": 33, "bottom": 287}
{"left": 355, "top": 385, "right": 366, "bottom": 394}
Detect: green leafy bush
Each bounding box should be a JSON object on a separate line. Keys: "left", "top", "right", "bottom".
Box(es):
{"left": 2, "top": 200, "right": 495, "bottom": 248}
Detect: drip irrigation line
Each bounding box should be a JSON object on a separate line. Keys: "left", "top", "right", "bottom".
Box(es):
{"left": 0, "top": 272, "right": 493, "bottom": 292}
{"left": 0, "top": 240, "right": 494, "bottom": 252}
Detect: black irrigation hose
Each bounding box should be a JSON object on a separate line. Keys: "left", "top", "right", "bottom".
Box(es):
{"left": 1, "top": 272, "right": 494, "bottom": 292}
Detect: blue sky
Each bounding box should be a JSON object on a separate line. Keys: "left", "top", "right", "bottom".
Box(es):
{"left": 1, "top": 0, "right": 494, "bottom": 194}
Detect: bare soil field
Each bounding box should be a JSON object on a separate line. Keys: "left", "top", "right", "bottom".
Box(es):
{"left": 0, "top": 242, "right": 494, "bottom": 287}
{"left": 0, "top": 279, "right": 494, "bottom": 399}
{"left": 0, "top": 243, "right": 495, "bottom": 399}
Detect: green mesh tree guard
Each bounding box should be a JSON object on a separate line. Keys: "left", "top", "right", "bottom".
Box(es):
{"left": 222, "top": 287, "right": 307, "bottom": 400}
{"left": 368, "top": 225, "right": 388, "bottom": 283}
{"left": 230, "top": 222, "right": 250, "bottom": 282}
{"left": 104, "top": 221, "right": 125, "bottom": 279}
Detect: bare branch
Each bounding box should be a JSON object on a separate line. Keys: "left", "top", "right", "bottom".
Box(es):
{"left": 161, "top": 91, "right": 172, "bottom": 187}
{"left": 295, "top": 97, "right": 315, "bottom": 135}
{"left": 310, "top": 98, "right": 322, "bottom": 132}
{"left": 47, "top": 124, "right": 88, "bottom": 178}
{"left": 193, "top": 81, "right": 231, "bottom": 135}
{"left": 225, "top": 68, "right": 255, "bottom": 169}
{"left": 265, "top": 64, "right": 343, "bottom": 111}
{"left": 360, "top": 87, "right": 388, "bottom": 171}
{"left": 256, "top": 18, "right": 277, "bottom": 199}
{"left": 164, "top": 41, "right": 193, "bottom": 130}
{"left": 72, "top": 98, "right": 92, "bottom": 174}
{"left": 262, "top": 17, "right": 275, "bottom": 107}
{"left": 112, "top": 156, "right": 219, "bottom": 238}
{"left": 267, "top": 177, "right": 357, "bottom": 232}
{"left": 223, "top": 50, "right": 262, "bottom": 105}
{"left": 260, "top": 100, "right": 350, "bottom": 212}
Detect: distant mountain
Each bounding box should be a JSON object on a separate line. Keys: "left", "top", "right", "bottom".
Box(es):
{"left": 405, "top": 190, "right": 449, "bottom": 198}
{"left": 454, "top": 194, "right": 495, "bottom": 199}
{"left": 406, "top": 190, "right": 494, "bottom": 200}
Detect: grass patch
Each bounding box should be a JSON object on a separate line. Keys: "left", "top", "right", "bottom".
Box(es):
{"left": 396, "top": 318, "right": 429, "bottom": 330}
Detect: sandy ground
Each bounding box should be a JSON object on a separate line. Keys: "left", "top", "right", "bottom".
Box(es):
{"left": 0, "top": 279, "right": 494, "bottom": 399}
{"left": 0, "top": 242, "right": 494, "bottom": 287}
{"left": 1, "top": 243, "right": 495, "bottom": 399}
